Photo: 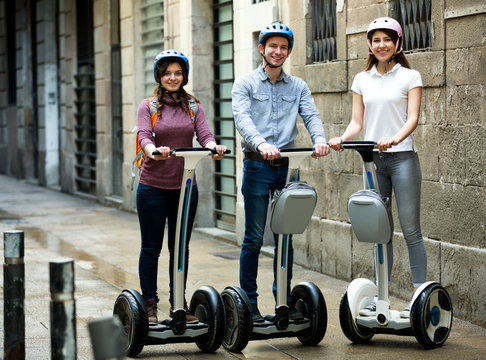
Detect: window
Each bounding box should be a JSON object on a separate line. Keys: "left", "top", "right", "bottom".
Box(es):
{"left": 395, "top": 0, "right": 432, "bottom": 51}
{"left": 141, "top": 0, "right": 165, "bottom": 96}
{"left": 213, "top": 0, "right": 236, "bottom": 230}
{"left": 312, "top": 0, "right": 337, "bottom": 62}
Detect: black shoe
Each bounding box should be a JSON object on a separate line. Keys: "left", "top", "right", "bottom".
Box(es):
{"left": 250, "top": 302, "right": 264, "bottom": 323}
{"left": 289, "top": 303, "right": 304, "bottom": 320}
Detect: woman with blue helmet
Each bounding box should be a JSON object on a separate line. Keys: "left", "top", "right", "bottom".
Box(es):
{"left": 136, "top": 49, "right": 226, "bottom": 325}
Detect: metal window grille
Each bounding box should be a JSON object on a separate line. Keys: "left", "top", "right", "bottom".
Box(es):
{"left": 213, "top": 0, "right": 236, "bottom": 231}
{"left": 74, "top": 64, "right": 97, "bottom": 195}
{"left": 395, "top": 0, "right": 432, "bottom": 51}
{"left": 74, "top": 0, "right": 97, "bottom": 195}
{"left": 141, "top": 0, "right": 165, "bottom": 95}
{"left": 5, "top": 1, "right": 16, "bottom": 104}
{"left": 312, "top": 0, "right": 337, "bottom": 62}
{"left": 111, "top": 0, "right": 123, "bottom": 196}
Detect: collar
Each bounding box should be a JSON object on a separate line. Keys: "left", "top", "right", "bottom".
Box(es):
{"left": 257, "top": 64, "right": 289, "bottom": 83}
{"left": 162, "top": 94, "right": 181, "bottom": 105}
{"left": 370, "top": 62, "right": 402, "bottom": 77}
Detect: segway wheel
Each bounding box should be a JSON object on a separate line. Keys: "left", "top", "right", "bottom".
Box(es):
{"left": 411, "top": 283, "right": 453, "bottom": 349}
{"left": 190, "top": 285, "right": 225, "bottom": 352}
{"left": 339, "top": 291, "right": 374, "bottom": 343}
{"left": 221, "top": 287, "right": 251, "bottom": 353}
{"left": 292, "top": 281, "right": 327, "bottom": 345}
{"left": 113, "top": 290, "right": 147, "bottom": 357}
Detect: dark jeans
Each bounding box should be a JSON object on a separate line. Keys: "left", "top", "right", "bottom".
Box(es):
{"left": 136, "top": 182, "right": 198, "bottom": 305}
{"left": 240, "top": 159, "right": 294, "bottom": 304}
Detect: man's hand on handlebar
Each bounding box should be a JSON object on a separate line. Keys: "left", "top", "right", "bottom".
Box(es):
{"left": 313, "top": 142, "right": 330, "bottom": 158}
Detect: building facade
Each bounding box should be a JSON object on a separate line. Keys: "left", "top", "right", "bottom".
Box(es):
{"left": 1, "top": 0, "right": 485, "bottom": 326}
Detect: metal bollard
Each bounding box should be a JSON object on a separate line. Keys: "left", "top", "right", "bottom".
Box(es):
{"left": 88, "top": 316, "right": 125, "bottom": 360}
{"left": 50, "top": 258, "right": 77, "bottom": 360}
{"left": 3, "top": 230, "right": 25, "bottom": 360}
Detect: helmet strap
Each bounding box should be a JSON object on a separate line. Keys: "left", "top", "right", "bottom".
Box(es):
{"left": 260, "top": 51, "right": 283, "bottom": 69}
{"left": 159, "top": 84, "right": 180, "bottom": 100}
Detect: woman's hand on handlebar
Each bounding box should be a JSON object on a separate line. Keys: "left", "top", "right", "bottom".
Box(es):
{"left": 328, "top": 137, "right": 344, "bottom": 152}
{"left": 211, "top": 144, "right": 227, "bottom": 160}
{"left": 377, "top": 137, "right": 395, "bottom": 153}
{"left": 152, "top": 146, "right": 171, "bottom": 160}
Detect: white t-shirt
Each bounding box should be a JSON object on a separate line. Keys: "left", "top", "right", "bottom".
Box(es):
{"left": 351, "top": 63, "right": 423, "bottom": 152}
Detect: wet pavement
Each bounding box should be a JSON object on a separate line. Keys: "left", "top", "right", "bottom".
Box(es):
{"left": 1, "top": 174, "right": 485, "bottom": 359}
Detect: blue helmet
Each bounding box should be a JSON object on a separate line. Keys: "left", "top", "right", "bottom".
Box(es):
{"left": 258, "top": 22, "right": 294, "bottom": 50}
{"left": 153, "top": 49, "right": 189, "bottom": 84}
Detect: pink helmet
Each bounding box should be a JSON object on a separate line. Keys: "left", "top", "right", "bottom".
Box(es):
{"left": 366, "top": 17, "right": 403, "bottom": 54}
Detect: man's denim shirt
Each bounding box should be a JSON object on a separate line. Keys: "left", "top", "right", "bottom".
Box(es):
{"left": 232, "top": 64, "right": 326, "bottom": 153}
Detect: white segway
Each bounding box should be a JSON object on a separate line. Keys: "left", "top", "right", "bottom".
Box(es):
{"left": 339, "top": 141, "right": 453, "bottom": 348}
{"left": 221, "top": 148, "right": 327, "bottom": 353}
{"left": 113, "top": 147, "right": 230, "bottom": 357}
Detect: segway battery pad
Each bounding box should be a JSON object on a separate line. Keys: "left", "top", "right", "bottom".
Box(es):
{"left": 270, "top": 181, "right": 317, "bottom": 234}
{"left": 348, "top": 190, "right": 393, "bottom": 244}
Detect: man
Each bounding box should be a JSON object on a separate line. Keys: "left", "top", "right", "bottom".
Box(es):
{"left": 232, "top": 22, "right": 330, "bottom": 322}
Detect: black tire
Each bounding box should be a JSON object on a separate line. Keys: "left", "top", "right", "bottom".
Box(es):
{"left": 191, "top": 285, "right": 225, "bottom": 353}
{"left": 339, "top": 291, "right": 374, "bottom": 343}
{"left": 221, "top": 287, "right": 252, "bottom": 353}
{"left": 292, "top": 281, "right": 327, "bottom": 345}
{"left": 411, "top": 283, "right": 453, "bottom": 349}
{"left": 113, "top": 290, "right": 147, "bottom": 357}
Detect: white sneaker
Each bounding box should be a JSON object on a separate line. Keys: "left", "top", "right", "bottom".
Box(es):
{"left": 400, "top": 301, "right": 412, "bottom": 318}
{"left": 359, "top": 301, "right": 376, "bottom": 316}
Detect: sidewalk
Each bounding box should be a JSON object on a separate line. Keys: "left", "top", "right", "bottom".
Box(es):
{"left": 1, "top": 174, "right": 485, "bottom": 359}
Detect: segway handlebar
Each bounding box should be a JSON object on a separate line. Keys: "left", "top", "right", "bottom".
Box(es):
{"left": 340, "top": 141, "right": 376, "bottom": 163}
{"left": 152, "top": 147, "right": 231, "bottom": 156}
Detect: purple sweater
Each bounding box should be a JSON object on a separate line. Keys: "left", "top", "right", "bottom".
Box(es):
{"left": 137, "top": 96, "right": 216, "bottom": 190}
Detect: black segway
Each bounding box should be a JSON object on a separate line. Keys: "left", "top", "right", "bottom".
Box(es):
{"left": 338, "top": 141, "right": 453, "bottom": 348}
{"left": 113, "top": 148, "right": 230, "bottom": 357}
{"left": 221, "top": 148, "right": 327, "bottom": 352}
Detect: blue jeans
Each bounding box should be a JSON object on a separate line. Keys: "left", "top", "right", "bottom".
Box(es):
{"left": 373, "top": 151, "right": 426, "bottom": 288}
{"left": 240, "top": 159, "right": 294, "bottom": 304}
{"left": 136, "top": 183, "right": 198, "bottom": 305}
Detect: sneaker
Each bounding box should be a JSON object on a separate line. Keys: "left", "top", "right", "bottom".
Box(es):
{"left": 400, "top": 301, "right": 412, "bottom": 318}
{"left": 289, "top": 303, "right": 304, "bottom": 320}
{"left": 145, "top": 298, "right": 158, "bottom": 325}
{"left": 169, "top": 304, "right": 199, "bottom": 324}
{"left": 359, "top": 301, "right": 376, "bottom": 316}
{"left": 250, "top": 302, "right": 264, "bottom": 323}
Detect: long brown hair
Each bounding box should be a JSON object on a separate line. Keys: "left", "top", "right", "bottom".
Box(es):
{"left": 365, "top": 28, "right": 411, "bottom": 71}
{"left": 152, "top": 60, "right": 199, "bottom": 117}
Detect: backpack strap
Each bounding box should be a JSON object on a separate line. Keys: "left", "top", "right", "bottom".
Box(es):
{"left": 130, "top": 98, "right": 159, "bottom": 190}
{"left": 188, "top": 98, "right": 198, "bottom": 125}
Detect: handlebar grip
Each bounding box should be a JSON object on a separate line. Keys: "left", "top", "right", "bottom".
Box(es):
{"left": 152, "top": 149, "right": 175, "bottom": 156}
{"left": 210, "top": 148, "right": 231, "bottom": 155}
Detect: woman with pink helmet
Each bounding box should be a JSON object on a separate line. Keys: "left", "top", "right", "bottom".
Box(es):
{"left": 329, "top": 17, "right": 425, "bottom": 317}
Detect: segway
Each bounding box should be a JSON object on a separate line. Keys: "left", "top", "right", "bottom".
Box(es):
{"left": 113, "top": 147, "right": 230, "bottom": 357}
{"left": 221, "top": 148, "right": 327, "bottom": 352}
{"left": 338, "top": 141, "right": 453, "bottom": 348}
